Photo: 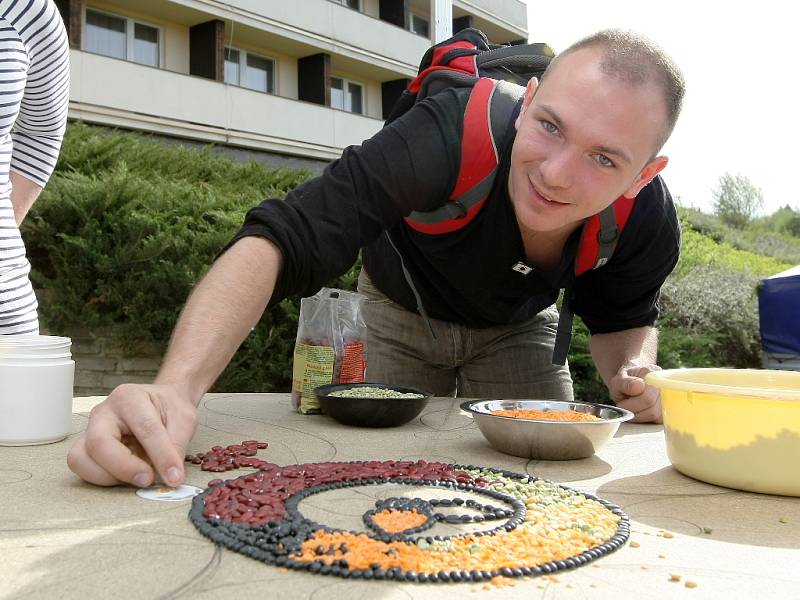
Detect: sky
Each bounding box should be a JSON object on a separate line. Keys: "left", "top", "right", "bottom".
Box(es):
{"left": 525, "top": 0, "right": 799, "bottom": 216}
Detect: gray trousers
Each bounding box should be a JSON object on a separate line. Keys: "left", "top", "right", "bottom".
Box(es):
{"left": 357, "top": 269, "right": 573, "bottom": 400}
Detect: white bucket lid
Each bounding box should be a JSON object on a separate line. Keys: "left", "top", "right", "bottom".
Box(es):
{"left": 0, "top": 335, "right": 72, "bottom": 361}
{"left": 0, "top": 334, "right": 72, "bottom": 347}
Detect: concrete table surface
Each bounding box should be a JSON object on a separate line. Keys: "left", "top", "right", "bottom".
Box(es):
{"left": 2, "top": 393, "right": 798, "bottom": 600}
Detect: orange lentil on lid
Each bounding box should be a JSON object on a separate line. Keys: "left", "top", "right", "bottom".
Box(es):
{"left": 492, "top": 409, "right": 602, "bottom": 422}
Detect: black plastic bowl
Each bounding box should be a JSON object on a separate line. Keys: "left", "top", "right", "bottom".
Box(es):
{"left": 314, "top": 382, "right": 432, "bottom": 428}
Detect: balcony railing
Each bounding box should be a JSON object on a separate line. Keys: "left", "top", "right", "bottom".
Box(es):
{"left": 69, "top": 50, "right": 383, "bottom": 160}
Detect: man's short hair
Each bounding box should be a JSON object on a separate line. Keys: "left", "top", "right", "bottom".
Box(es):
{"left": 541, "top": 29, "right": 685, "bottom": 154}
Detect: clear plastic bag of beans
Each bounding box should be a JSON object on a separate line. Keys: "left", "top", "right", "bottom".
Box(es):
{"left": 291, "top": 288, "right": 367, "bottom": 414}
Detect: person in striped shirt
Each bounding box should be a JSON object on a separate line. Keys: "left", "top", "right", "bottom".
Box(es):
{"left": 0, "top": 0, "right": 70, "bottom": 335}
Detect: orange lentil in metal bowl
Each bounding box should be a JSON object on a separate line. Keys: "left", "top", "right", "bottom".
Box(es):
{"left": 491, "top": 409, "right": 602, "bottom": 422}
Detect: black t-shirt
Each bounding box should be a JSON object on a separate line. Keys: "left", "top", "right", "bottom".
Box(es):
{"left": 228, "top": 86, "right": 680, "bottom": 334}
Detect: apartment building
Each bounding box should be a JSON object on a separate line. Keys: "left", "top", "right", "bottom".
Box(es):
{"left": 53, "top": 0, "right": 530, "bottom": 168}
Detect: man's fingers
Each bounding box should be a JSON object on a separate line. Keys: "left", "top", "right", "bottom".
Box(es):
{"left": 84, "top": 407, "right": 156, "bottom": 487}
{"left": 121, "top": 398, "right": 185, "bottom": 487}
{"left": 622, "top": 374, "right": 646, "bottom": 397}
{"left": 617, "top": 396, "right": 660, "bottom": 423}
{"left": 615, "top": 384, "right": 663, "bottom": 423}
{"left": 67, "top": 437, "right": 125, "bottom": 487}
{"left": 67, "top": 383, "right": 200, "bottom": 489}
{"left": 153, "top": 397, "right": 199, "bottom": 487}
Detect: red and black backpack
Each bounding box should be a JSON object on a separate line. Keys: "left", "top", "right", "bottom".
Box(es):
{"left": 385, "top": 28, "right": 637, "bottom": 364}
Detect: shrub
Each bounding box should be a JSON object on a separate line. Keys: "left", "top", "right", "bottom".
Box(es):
{"left": 567, "top": 318, "right": 608, "bottom": 403}
{"left": 676, "top": 226, "right": 791, "bottom": 277}
{"left": 23, "top": 123, "right": 322, "bottom": 392}
{"left": 680, "top": 207, "right": 800, "bottom": 266}
{"left": 659, "top": 265, "right": 763, "bottom": 368}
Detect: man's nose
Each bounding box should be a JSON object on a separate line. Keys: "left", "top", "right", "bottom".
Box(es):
{"left": 539, "top": 149, "right": 575, "bottom": 189}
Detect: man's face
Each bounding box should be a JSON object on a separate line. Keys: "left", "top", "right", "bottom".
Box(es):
{"left": 508, "top": 47, "right": 669, "bottom": 236}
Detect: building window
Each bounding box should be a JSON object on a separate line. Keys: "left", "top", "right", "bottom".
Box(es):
{"left": 133, "top": 23, "right": 159, "bottom": 67}
{"left": 331, "top": 0, "right": 360, "bottom": 9}
{"left": 331, "top": 77, "right": 363, "bottom": 114}
{"left": 224, "top": 47, "right": 276, "bottom": 94}
{"left": 409, "top": 12, "right": 430, "bottom": 38}
{"left": 85, "top": 9, "right": 160, "bottom": 67}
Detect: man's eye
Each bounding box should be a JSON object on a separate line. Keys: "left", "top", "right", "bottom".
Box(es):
{"left": 595, "top": 154, "right": 615, "bottom": 168}
{"left": 541, "top": 120, "right": 559, "bottom": 134}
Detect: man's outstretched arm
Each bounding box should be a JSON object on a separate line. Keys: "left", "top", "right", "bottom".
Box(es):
{"left": 67, "top": 236, "right": 282, "bottom": 487}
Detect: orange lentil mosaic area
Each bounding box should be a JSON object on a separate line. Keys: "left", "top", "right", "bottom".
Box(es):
{"left": 189, "top": 458, "right": 629, "bottom": 584}
{"left": 370, "top": 509, "right": 429, "bottom": 533}
{"left": 491, "top": 409, "right": 602, "bottom": 422}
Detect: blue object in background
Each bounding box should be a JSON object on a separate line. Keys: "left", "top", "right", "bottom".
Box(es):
{"left": 758, "top": 265, "right": 800, "bottom": 370}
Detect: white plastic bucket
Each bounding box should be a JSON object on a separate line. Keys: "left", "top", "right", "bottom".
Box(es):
{"left": 0, "top": 335, "right": 75, "bottom": 445}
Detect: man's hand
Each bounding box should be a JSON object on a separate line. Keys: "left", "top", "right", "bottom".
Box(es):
{"left": 67, "top": 384, "right": 198, "bottom": 487}
{"left": 607, "top": 364, "right": 662, "bottom": 423}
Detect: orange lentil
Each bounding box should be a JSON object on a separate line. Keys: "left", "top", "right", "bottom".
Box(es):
{"left": 294, "top": 509, "right": 619, "bottom": 575}
{"left": 370, "top": 509, "right": 428, "bottom": 533}
{"left": 490, "top": 576, "right": 516, "bottom": 587}
{"left": 491, "top": 409, "right": 601, "bottom": 422}
{"left": 669, "top": 574, "right": 682, "bottom": 582}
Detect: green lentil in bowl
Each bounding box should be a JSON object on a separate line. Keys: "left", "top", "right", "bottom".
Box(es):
{"left": 328, "top": 386, "right": 425, "bottom": 399}
{"left": 314, "top": 383, "right": 432, "bottom": 427}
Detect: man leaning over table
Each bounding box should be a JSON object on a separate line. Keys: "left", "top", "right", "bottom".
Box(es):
{"left": 68, "top": 29, "right": 685, "bottom": 488}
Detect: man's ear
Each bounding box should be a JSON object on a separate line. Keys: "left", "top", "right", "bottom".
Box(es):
{"left": 623, "top": 156, "right": 669, "bottom": 198}
{"left": 514, "top": 77, "right": 538, "bottom": 131}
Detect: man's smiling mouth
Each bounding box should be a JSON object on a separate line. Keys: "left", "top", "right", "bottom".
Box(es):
{"left": 529, "top": 178, "right": 570, "bottom": 206}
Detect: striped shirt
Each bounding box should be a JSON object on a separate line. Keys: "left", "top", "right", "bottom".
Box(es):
{"left": 0, "top": 0, "right": 68, "bottom": 335}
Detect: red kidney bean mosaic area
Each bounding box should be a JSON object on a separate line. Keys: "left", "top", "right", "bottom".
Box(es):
{"left": 187, "top": 441, "right": 629, "bottom": 583}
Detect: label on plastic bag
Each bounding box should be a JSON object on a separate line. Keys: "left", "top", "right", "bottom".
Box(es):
{"left": 290, "top": 287, "right": 368, "bottom": 414}
{"left": 292, "top": 342, "right": 335, "bottom": 414}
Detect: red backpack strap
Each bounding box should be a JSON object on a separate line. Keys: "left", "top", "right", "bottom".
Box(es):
{"left": 574, "top": 195, "right": 637, "bottom": 275}
{"left": 404, "top": 78, "right": 522, "bottom": 234}
{"left": 552, "top": 195, "right": 637, "bottom": 365}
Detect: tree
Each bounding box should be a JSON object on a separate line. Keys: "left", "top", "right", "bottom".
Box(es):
{"left": 712, "top": 172, "right": 764, "bottom": 229}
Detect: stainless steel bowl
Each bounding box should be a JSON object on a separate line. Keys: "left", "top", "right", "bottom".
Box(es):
{"left": 460, "top": 399, "right": 634, "bottom": 460}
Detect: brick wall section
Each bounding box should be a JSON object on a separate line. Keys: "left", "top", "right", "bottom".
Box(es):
{"left": 64, "top": 327, "right": 162, "bottom": 396}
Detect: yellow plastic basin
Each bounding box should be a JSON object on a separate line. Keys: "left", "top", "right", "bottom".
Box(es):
{"left": 645, "top": 368, "right": 800, "bottom": 497}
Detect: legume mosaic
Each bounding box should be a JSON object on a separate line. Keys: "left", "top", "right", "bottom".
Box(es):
{"left": 187, "top": 442, "right": 629, "bottom": 583}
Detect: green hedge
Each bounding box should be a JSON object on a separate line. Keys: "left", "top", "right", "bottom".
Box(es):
{"left": 23, "top": 124, "right": 796, "bottom": 395}
{"left": 23, "top": 123, "right": 326, "bottom": 391}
